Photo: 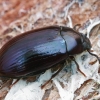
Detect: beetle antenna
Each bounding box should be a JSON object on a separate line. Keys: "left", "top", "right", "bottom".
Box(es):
{"left": 87, "top": 50, "right": 100, "bottom": 64}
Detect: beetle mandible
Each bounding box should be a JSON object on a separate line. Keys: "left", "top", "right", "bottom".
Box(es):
{"left": 0, "top": 26, "right": 99, "bottom": 88}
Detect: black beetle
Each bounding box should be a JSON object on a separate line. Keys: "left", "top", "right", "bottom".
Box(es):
{"left": 0, "top": 26, "right": 99, "bottom": 81}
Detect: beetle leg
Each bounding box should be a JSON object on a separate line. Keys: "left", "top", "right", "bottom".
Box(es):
{"left": 70, "top": 56, "right": 86, "bottom": 77}
{"left": 10, "top": 79, "right": 20, "bottom": 88}
{"left": 23, "top": 75, "right": 40, "bottom": 82}
{"left": 73, "top": 24, "right": 81, "bottom": 31}
{"left": 41, "top": 65, "right": 64, "bottom": 89}
{"left": 0, "top": 78, "right": 13, "bottom": 89}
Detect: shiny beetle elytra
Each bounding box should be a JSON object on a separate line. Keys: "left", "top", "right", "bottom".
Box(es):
{"left": 0, "top": 26, "right": 99, "bottom": 87}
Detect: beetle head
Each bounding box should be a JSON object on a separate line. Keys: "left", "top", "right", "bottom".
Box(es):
{"left": 81, "top": 33, "right": 92, "bottom": 50}
{"left": 81, "top": 33, "right": 100, "bottom": 64}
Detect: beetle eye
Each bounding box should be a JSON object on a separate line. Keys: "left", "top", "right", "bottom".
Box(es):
{"left": 85, "top": 33, "right": 87, "bottom": 37}
{"left": 80, "top": 33, "right": 91, "bottom": 50}
{"left": 80, "top": 33, "right": 84, "bottom": 43}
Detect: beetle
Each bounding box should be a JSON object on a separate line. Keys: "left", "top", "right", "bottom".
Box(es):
{"left": 0, "top": 26, "right": 99, "bottom": 86}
